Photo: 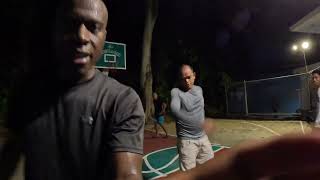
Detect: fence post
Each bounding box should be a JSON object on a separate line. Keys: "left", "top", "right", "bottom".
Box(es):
{"left": 224, "top": 84, "right": 229, "bottom": 115}
{"left": 306, "top": 73, "right": 311, "bottom": 110}
{"left": 244, "top": 80, "right": 249, "bottom": 116}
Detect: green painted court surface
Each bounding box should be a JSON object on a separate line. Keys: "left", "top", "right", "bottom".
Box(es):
{"left": 142, "top": 145, "right": 228, "bottom": 180}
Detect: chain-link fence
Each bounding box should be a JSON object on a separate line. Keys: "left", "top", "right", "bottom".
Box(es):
{"left": 226, "top": 72, "right": 312, "bottom": 118}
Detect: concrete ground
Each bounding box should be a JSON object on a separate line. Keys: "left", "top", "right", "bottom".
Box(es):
{"left": 146, "top": 117, "right": 313, "bottom": 147}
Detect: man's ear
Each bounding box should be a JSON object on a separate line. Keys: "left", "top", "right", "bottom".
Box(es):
{"left": 193, "top": 72, "right": 196, "bottom": 78}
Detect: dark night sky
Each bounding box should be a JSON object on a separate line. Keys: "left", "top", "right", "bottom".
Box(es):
{"left": 105, "top": 0, "right": 320, "bottom": 83}
{"left": 3, "top": 0, "right": 320, "bottom": 87}
{"left": 154, "top": 0, "right": 320, "bottom": 80}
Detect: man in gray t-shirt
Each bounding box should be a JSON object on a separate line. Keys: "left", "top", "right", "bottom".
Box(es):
{"left": 1, "top": 1, "right": 144, "bottom": 179}
{"left": 170, "top": 64, "right": 213, "bottom": 171}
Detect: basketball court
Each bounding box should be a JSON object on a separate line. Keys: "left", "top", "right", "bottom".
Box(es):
{"left": 143, "top": 130, "right": 229, "bottom": 180}
{"left": 143, "top": 117, "right": 312, "bottom": 179}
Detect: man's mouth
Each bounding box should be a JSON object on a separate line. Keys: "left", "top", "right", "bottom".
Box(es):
{"left": 73, "top": 52, "right": 90, "bottom": 65}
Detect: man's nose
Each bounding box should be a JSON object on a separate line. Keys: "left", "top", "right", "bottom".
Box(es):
{"left": 76, "top": 24, "right": 90, "bottom": 44}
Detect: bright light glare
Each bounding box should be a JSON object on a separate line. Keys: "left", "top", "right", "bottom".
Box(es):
{"left": 292, "top": 45, "right": 298, "bottom": 51}
{"left": 301, "top": 41, "right": 310, "bottom": 50}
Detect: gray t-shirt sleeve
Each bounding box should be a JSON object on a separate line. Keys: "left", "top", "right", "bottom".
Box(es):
{"left": 170, "top": 88, "right": 181, "bottom": 116}
{"left": 109, "top": 87, "right": 145, "bottom": 155}
{"left": 170, "top": 88, "right": 204, "bottom": 121}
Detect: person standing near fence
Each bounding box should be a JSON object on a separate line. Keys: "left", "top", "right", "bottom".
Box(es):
{"left": 170, "top": 64, "right": 213, "bottom": 171}
{"left": 312, "top": 69, "right": 320, "bottom": 127}
{"left": 153, "top": 92, "right": 168, "bottom": 138}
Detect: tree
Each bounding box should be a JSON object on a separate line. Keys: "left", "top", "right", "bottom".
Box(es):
{"left": 141, "top": 0, "right": 158, "bottom": 123}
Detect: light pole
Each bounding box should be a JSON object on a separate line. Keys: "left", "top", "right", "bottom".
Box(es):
{"left": 301, "top": 41, "right": 310, "bottom": 72}
{"left": 292, "top": 41, "right": 311, "bottom": 110}
{"left": 292, "top": 41, "right": 310, "bottom": 73}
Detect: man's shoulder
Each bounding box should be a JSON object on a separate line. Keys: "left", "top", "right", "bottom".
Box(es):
{"left": 171, "top": 88, "right": 181, "bottom": 95}
{"left": 171, "top": 87, "right": 183, "bottom": 92}
{"left": 97, "top": 71, "right": 129, "bottom": 91}
{"left": 192, "top": 85, "right": 203, "bottom": 93}
{"left": 193, "top": 85, "right": 202, "bottom": 91}
{"left": 107, "top": 77, "right": 127, "bottom": 90}
{"left": 95, "top": 71, "right": 139, "bottom": 100}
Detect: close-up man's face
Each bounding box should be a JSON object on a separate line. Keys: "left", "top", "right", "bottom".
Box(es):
{"left": 180, "top": 66, "right": 195, "bottom": 91}
{"left": 312, "top": 73, "right": 320, "bottom": 87}
{"left": 53, "top": 0, "right": 108, "bottom": 79}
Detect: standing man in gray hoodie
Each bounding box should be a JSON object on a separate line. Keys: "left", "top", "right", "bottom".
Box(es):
{"left": 170, "top": 64, "right": 213, "bottom": 171}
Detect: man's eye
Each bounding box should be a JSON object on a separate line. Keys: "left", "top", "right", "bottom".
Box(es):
{"left": 63, "top": 18, "right": 80, "bottom": 32}
{"left": 86, "top": 22, "right": 100, "bottom": 33}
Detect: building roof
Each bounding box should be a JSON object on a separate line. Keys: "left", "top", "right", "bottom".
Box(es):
{"left": 290, "top": 7, "right": 320, "bottom": 34}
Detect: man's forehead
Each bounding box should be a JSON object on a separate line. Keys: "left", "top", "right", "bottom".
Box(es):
{"left": 180, "top": 70, "right": 194, "bottom": 79}
{"left": 181, "top": 66, "right": 193, "bottom": 74}
{"left": 61, "top": 0, "right": 107, "bottom": 21}
{"left": 73, "top": 0, "right": 105, "bottom": 10}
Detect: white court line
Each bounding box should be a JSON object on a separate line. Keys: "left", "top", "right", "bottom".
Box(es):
{"left": 143, "top": 146, "right": 179, "bottom": 179}
{"left": 143, "top": 128, "right": 228, "bottom": 178}
{"left": 300, "top": 121, "right": 305, "bottom": 134}
{"left": 143, "top": 145, "right": 229, "bottom": 175}
{"left": 144, "top": 158, "right": 166, "bottom": 177}
{"left": 143, "top": 146, "right": 177, "bottom": 160}
{"left": 143, "top": 143, "right": 229, "bottom": 162}
{"left": 142, "top": 154, "right": 179, "bottom": 173}
{"left": 149, "top": 145, "right": 229, "bottom": 180}
{"left": 241, "top": 121, "right": 281, "bottom": 136}
{"left": 212, "top": 143, "right": 231, "bottom": 149}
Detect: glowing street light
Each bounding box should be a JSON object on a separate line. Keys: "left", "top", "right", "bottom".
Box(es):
{"left": 291, "top": 40, "right": 312, "bottom": 110}
{"left": 292, "top": 45, "right": 298, "bottom": 51}
{"left": 301, "top": 41, "right": 310, "bottom": 50}
{"left": 291, "top": 40, "right": 311, "bottom": 72}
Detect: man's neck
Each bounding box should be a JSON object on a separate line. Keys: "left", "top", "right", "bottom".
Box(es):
{"left": 77, "top": 69, "right": 96, "bottom": 84}
{"left": 57, "top": 68, "right": 96, "bottom": 86}
{"left": 179, "top": 86, "right": 193, "bottom": 92}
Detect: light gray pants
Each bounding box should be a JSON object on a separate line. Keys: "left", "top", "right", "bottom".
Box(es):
{"left": 177, "top": 135, "right": 214, "bottom": 171}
